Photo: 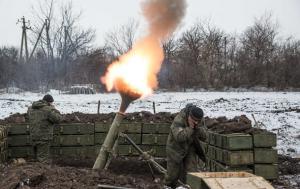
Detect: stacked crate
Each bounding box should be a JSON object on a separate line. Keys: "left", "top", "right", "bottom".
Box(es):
{"left": 7, "top": 123, "right": 33, "bottom": 159}
{"left": 251, "top": 132, "right": 278, "bottom": 180}
{"left": 51, "top": 123, "right": 95, "bottom": 158}
{"left": 141, "top": 123, "right": 169, "bottom": 157}
{"left": 94, "top": 122, "right": 142, "bottom": 156}
{"left": 0, "top": 125, "right": 9, "bottom": 163}
{"left": 204, "top": 131, "right": 278, "bottom": 180}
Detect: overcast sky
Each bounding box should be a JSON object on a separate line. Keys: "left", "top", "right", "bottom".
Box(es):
{"left": 0, "top": 0, "right": 299, "bottom": 47}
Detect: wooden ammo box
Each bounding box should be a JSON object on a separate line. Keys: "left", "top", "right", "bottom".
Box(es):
{"left": 94, "top": 133, "right": 141, "bottom": 145}
{"left": 207, "top": 145, "right": 253, "bottom": 166}
{"left": 8, "top": 123, "right": 30, "bottom": 135}
{"left": 0, "top": 139, "right": 8, "bottom": 154}
{"left": 186, "top": 172, "right": 274, "bottom": 189}
{"left": 142, "top": 123, "right": 170, "bottom": 134}
{"left": 253, "top": 164, "right": 278, "bottom": 180}
{"left": 8, "top": 146, "right": 34, "bottom": 158}
{"left": 51, "top": 146, "right": 96, "bottom": 158}
{"left": 254, "top": 148, "right": 278, "bottom": 163}
{"left": 0, "top": 125, "right": 9, "bottom": 139}
{"left": 52, "top": 135, "right": 94, "bottom": 146}
{"left": 252, "top": 132, "right": 276, "bottom": 147}
{"left": 117, "top": 144, "right": 166, "bottom": 157}
{"left": 0, "top": 150, "right": 8, "bottom": 163}
{"left": 217, "top": 133, "right": 253, "bottom": 150}
{"left": 8, "top": 135, "right": 31, "bottom": 146}
{"left": 54, "top": 123, "right": 94, "bottom": 135}
{"left": 142, "top": 134, "right": 168, "bottom": 145}
{"left": 95, "top": 122, "right": 142, "bottom": 133}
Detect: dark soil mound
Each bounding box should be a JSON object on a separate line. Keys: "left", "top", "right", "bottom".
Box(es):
{"left": 0, "top": 158, "right": 164, "bottom": 189}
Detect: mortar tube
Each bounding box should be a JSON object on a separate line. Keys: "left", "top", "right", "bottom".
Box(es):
{"left": 93, "top": 112, "right": 125, "bottom": 170}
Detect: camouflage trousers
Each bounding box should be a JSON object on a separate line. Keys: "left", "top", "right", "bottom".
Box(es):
{"left": 32, "top": 140, "right": 51, "bottom": 163}
{"left": 164, "top": 147, "right": 200, "bottom": 188}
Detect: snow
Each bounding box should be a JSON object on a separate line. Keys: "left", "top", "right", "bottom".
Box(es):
{"left": 0, "top": 91, "right": 299, "bottom": 156}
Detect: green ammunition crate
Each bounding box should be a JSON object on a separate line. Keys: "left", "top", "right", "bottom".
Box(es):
{"left": 52, "top": 135, "right": 94, "bottom": 146}
{"left": 119, "top": 123, "right": 142, "bottom": 133}
{"left": 95, "top": 122, "right": 142, "bottom": 133}
{"left": 117, "top": 145, "right": 166, "bottom": 157}
{"left": 142, "top": 123, "right": 170, "bottom": 134}
{"left": 254, "top": 148, "right": 278, "bottom": 163}
{"left": 94, "top": 133, "right": 107, "bottom": 144}
{"left": 252, "top": 132, "right": 276, "bottom": 147}
{"left": 208, "top": 145, "right": 253, "bottom": 165}
{"left": 8, "top": 146, "right": 34, "bottom": 158}
{"left": 219, "top": 133, "right": 253, "bottom": 150}
{"left": 94, "top": 133, "right": 141, "bottom": 145}
{"left": 208, "top": 132, "right": 216, "bottom": 146}
{"left": 8, "top": 123, "right": 30, "bottom": 135}
{"left": 0, "top": 125, "right": 9, "bottom": 140}
{"left": 0, "top": 150, "right": 8, "bottom": 163}
{"left": 8, "top": 135, "right": 31, "bottom": 146}
{"left": 54, "top": 123, "right": 94, "bottom": 134}
{"left": 212, "top": 159, "right": 253, "bottom": 173}
{"left": 0, "top": 139, "right": 8, "bottom": 152}
{"left": 199, "top": 141, "right": 208, "bottom": 154}
{"left": 94, "top": 123, "right": 110, "bottom": 132}
{"left": 253, "top": 164, "right": 278, "bottom": 180}
{"left": 142, "top": 134, "right": 168, "bottom": 145}
{"left": 222, "top": 150, "right": 254, "bottom": 166}
{"left": 118, "top": 134, "right": 141, "bottom": 145}
{"left": 51, "top": 146, "right": 96, "bottom": 158}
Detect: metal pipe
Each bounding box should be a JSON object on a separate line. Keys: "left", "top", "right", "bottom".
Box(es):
{"left": 93, "top": 112, "right": 125, "bottom": 169}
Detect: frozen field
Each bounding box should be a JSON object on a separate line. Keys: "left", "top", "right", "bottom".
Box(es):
{"left": 0, "top": 91, "right": 299, "bottom": 156}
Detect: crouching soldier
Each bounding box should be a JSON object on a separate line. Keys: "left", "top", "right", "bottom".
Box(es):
{"left": 164, "top": 104, "right": 207, "bottom": 188}
{"left": 27, "top": 94, "right": 62, "bottom": 163}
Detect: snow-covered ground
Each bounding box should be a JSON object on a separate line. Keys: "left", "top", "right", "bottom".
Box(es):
{"left": 0, "top": 91, "right": 299, "bottom": 157}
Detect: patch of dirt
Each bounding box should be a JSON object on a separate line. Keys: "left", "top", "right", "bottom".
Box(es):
{"left": 0, "top": 157, "right": 164, "bottom": 189}
{"left": 272, "top": 107, "right": 300, "bottom": 113}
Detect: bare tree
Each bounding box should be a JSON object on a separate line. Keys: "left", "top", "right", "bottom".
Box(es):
{"left": 104, "top": 19, "right": 139, "bottom": 57}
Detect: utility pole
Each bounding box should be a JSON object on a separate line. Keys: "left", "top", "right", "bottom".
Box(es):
{"left": 18, "top": 16, "right": 30, "bottom": 62}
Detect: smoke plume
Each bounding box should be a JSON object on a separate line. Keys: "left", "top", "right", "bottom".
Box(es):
{"left": 141, "top": 0, "right": 187, "bottom": 39}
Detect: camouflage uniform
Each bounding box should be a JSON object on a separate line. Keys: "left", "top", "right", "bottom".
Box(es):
{"left": 27, "top": 100, "right": 62, "bottom": 163}
{"left": 164, "top": 106, "right": 207, "bottom": 188}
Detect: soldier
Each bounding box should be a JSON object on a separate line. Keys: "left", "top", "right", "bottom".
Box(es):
{"left": 27, "top": 94, "right": 62, "bottom": 163}
{"left": 164, "top": 104, "right": 207, "bottom": 188}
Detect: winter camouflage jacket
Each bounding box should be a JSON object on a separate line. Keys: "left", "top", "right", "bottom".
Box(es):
{"left": 166, "top": 106, "right": 207, "bottom": 163}
{"left": 27, "top": 100, "right": 62, "bottom": 141}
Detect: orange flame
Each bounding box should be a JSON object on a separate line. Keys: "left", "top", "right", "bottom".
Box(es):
{"left": 101, "top": 36, "right": 164, "bottom": 98}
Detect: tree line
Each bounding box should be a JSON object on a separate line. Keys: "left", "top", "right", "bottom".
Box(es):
{"left": 0, "top": 2, "right": 299, "bottom": 92}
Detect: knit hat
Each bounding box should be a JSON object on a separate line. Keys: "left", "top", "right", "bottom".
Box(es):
{"left": 43, "top": 94, "right": 54, "bottom": 103}
{"left": 189, "top": 106, "right": 204, "bottom": 121}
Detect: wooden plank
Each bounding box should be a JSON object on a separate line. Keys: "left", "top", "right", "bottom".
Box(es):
{"left": 203, "top": 177, "right": 274, "bottom": 189}
{"left": 142, "top": 134, "right": 168, "bottom": 145}
{"left": 254, "top": 148, "right": 278, "bottom": 163}
{"left": 252, "top": 132, "right": 276, "bottom": 147}
{"left": 8, "top": 135, "right": 31, "bottom": 146}
{"left": 51, "top": 135, "right": 94, "bottom": 146}
{"left": 187, "top": 172, "right": 274, "bottom": 189}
